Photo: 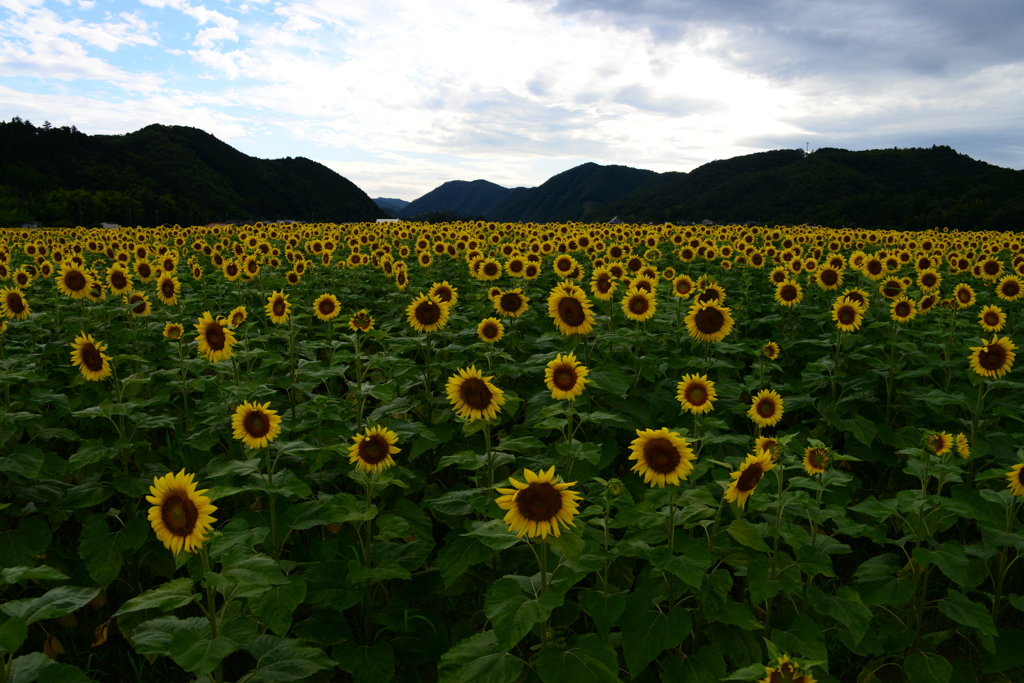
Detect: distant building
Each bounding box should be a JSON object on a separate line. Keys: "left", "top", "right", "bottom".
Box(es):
{"left": 376, "top": 218, "right": 401, "bottom": 223}
{"left": 20, "top": 221, "right": 42, "bottom": 229}
{"left": 606, "top": 216, "right": 624, "bottom": 224}
{"left": 101, "top": 222, "right": 119, "bottom": 230}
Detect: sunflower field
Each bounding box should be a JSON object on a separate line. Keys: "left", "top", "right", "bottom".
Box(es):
{"left": 0, "top": 222, "right": 1022, "bottom": 683}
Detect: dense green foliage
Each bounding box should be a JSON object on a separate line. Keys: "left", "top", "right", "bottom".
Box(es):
{"left": 0, "top": 118, "right": 385, "bottom": 227}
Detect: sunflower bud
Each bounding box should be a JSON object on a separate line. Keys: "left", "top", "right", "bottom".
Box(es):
{"left": 604, "top": 478, "right": 624, "bottom": 501}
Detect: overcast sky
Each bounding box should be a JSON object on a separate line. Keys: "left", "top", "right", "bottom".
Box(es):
{"left": 2, "top": 0, "right": 1023, "bottom": 200}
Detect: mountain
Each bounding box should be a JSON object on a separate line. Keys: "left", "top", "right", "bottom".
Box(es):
{"left": 374, "top": 197, "right": 409, "bottom": 215}
{"left": 486, "top": 163, "right": 662, "bottom": 223}
{"left": 399, "top": 179, "right": 513, "bottom": 218}
{"left": 0, "top": 118, "right": 385, "bottom": 227}
{"left": 593, "top": 146, "right": 1024, "bottom": 231}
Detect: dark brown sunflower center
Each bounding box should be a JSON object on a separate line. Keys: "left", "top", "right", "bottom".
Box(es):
{"left": 957, "top": 289, "right": 972, "bottom": 303}
{"left": 435, "top": 288, "right": 452, "bottom": 303}
{"left": 515, "top": 482, "right": 562, "bottom": 521}
{"left": 273, "top": 299, "right": 286, "bottom": 316}
{"left": 597, "top": 277, "right": 612, "bottom": 293}
{"left": 358, "top": 435, "right": 390, "bottom": 464}
{"left": 643, "top": 438, "right": 682, "bottom": 474}
{"left": 698, "top": 288, "right": 719, "bottom": 303}
{"left": 244, "top": 410, "right": 270, "bottom": 438}
{"left": 921, "top": 274, "right": 937, "bottom": 287}
{"left": 557, "top": 297, "right": 586, "bottom": 327}
{"left": 627, "top": 257, "right": 642, "bottom": 271}
{"left": 806, "top": 449, "right": 828, "bottom": 469}
{"left": 205, "top": 323, "right": 225, "bottom": 350}
{"left": 161, "top": 280, "right": 176, "bottom": 298}
{"left": 481, "top": 323, "right": 499, "bottom": 339}
{"left": 675, "top": 282, "right": 691, "bottom": 295}
{"left": 553, "top": 367, "right": 576, "bottom": 390}
{"left": 694, "top": 306, "right": 724, "bottom": 333}
{"left": 820, "top": 270, "right": 839, "bottom": 285}
{"left": 756, "top": 398, "right": 777, "bottom": 418}
{"left": 459, "top": 377, "right": 493, "bottom": 410}
{"left": 883, "top": 282, "right": 901, "bottom": 297}
{"left": 629, "top": 295, "right": 649, "bottom": 314}
{"left": 500, "top": 293, "right": 522, "bottom": 312}
{"left": 867, "top": 260, "right": 883, "bottom": 275}
{"left": 978, "top": 345, "right": 1007, "bottom": 370}
{"left": 319, "top": 298, "right": 336, "bottom": 315}
{"left": 780, "top": 285, "right": 798, "bottom": 301}
{"left": 1001, "top": 281, "right": 1020, "bottom": 297}
{"left": 65, "top": 270, "right": 87, "bottom": 291}
{"left": 6, "top": 293, "right": 25, "bottom": 313}
{"left": 111, "top": 272, "right": 127, "bottom": 289}
{"left": 983, "top": 311, "right": 1000, "bottom": 326}
{"left": 161, "top": 491, "right": 199, "bottom": 536}
{"left": 837, "top": 306, "right": 857, "bottom": 325}
{"left": 685, "top": 383, "right": 708, "bottom": 405}
{"left": 80, "top": 343, "right": 104, "bottom": 372}
{"left": 138, "top": 264, "right": 151, "bottom": 278}
{"left": 895, "top": 302, "right": 912, "bottom": 317}
{"left": 483, "top": 262, "right": 499, "bottom": 276}
{"left": 736, "top": 463, "right": 765, "bottom": 493}
{"left": 984, "top": 260, "right": 1001, "bottom": 275}
{"left": 415, "top": 301, "right": 441, "bottom": 325}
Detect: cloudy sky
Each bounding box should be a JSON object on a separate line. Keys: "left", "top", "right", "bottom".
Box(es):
{"left": 2, "top": 0, "right": 1023, "bottom": 200}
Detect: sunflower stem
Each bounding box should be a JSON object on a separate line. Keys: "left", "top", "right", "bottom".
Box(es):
{"left": 354, "top": 332, "right": 364, "bottom": 431}
{"left": 970, "top": 381, "right": 988, "bottom": 454}
{"left": 667, "top": 486, "right": 676, "bottom": 606}
{"left": 288, "top": 312, "right": 298, "bottom": 424}
{"left": 199, "top": 546, "right": 223, "bottom": 683}
{"left": 264, "top": 447, "right": 279, "bottom": 559}
{"left": 178, "top": 337, "right": 190, "bottom": 437}
{"left": 484, "top": 422, "right": 494, "bottom": 489}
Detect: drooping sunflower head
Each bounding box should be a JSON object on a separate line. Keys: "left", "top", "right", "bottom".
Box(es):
{"left": 313, "top": 293, "right": 341, "bottom": 321}
{"left": 685, "top": 301, "right": 735, "bottom": 344}
{"left": 495, "top": 466, "right": 581, "bottom": 539}
{"left": 495, "top": 288, "right": 530, "bottom": 318}
{"left": 954, "top": 433, "right": 970, "bottom": 459}
{"left": 406, "top": 293, "right": 450, "bottom": 333}
{"left": 628, "top": 428, "right": 696, "bottom": 488}
{"left": 56, "top": 263, "right": 94, "bottom": 300}
{"left": 725, "top": 451, "right": 776, "bottom": 509}
{"left": 429, "top": 281, "right": 458, "bottom": 307}
{"left": 349, "top": 309, "right": 375, "bottom": 332}
{"left": 227, "top": 305, "right": 247, "bottom": 327}
{"left": 146, "top": 470, "right": 217, "bottom": 557}
{"left": 763, "top": 341, "right": 780, "bottom": 359}
{"left": 265, "top": 291, "right": 291, "bottom": 324}
{"left": 832, "top": 298, "right": 865, "bottom": 332}
{"left": 759, "top": 654, "right": 816, "bottom": 683}
{"left": 1006, "top": 462, "right": 1024, "bottom": 498}
{"left": 0, "top": 288, "right": 30, "bottom": 320}
{"left": 978, "top": 304, "right": 1006, "bottom": 332}
{"left": 163, "top": 322, "right": 185, "bottom": 340}
{"left": 803, "top": 446, "right": 830, "bottom": 475}
{"left": 194, "top": 311, "right": 236, "bottom": 363}
{"left": 968, "top": 335, "right": 1016, "bottom": 379}
{"left": 231, "top": 400, "right": 283, "bottom": 449}
{"left": 477, "top": 317, "right": 505, "bottom": 344}
{"left": 748, "top": 388, "right": 785, "bottom": 427}
{"left": 70, "top": 332, "right": 113, "bottom": 382}
{"left": 348, "top": 425, "right": 401, "bottom": 474}
{"left": 547, "top": 287, "right": 595, "bottom": 336}
{"left": 545, "top": 352, "right": 589, "bottom": 401}
{"left": 676, "top": 373, "right": 716, "bottom": 415}
{"left": 446, "top": 365, "right": 505, "bottom": 421}
{"left": 923, "top": 431, "right": 954, "bottom": 456}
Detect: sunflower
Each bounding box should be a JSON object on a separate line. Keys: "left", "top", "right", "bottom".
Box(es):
{"left": 590, "top": 268, "right": 618, "bottom": 301}
{"left": 619, "top": 286, "right": 655, "bottom": 322}
{"left": 163, "top": 322, "right": 184, "bottom": 340}
{"left": 725, "top": 451, "right": 776, "bottom": 509}
{"left": 917, "top": 269, "right": 941, "bottom": 291}
{"left": 124, "top": 291, "right": 151, "bottom": 317}
{"left": 0, "top": 321, "right": 6, "bottom": 335}
{"left": 56, "top": 263, "right": 94, "bottom": 299}
{"left": 477, "top": 317, "right": 504, "bottom": 344}
{"left": 923, "top": 431, "right": 953, "bottom": 456}
{"left": 759, "top": 654, "right": 816, "bottom": 683}
{"left": 227, "top": 305, "right": 247, "bottom": 327}
{"left": 134, "top": 259, "right": 155, "bottom": 282}
{"left": 755, "top": 436, "right": 781, "bottom": 460}
{"left": 815, "top": 266, "right": 843, "bottom": 291}
{"left": 832, "top": 299, "right": 865, "bottom": 332}
{"left": 685, "top": 301, "right": 734, "bottom": 343}
{"left": 547, "top": 287, "right": 596, "bottom": 336}
{"left": 996, "top": 275, "right": 1023, "bottom": 302}
{"left": 349, "top": 309, "right": 374, "bottom": 332}
{"left": 978, "top": 304, "right": 1006, "bottom": 332}
{"left": 70, "top": 332, "right": 113, "bottom": 382}
{"left": 748, "top": 389, "right": 784, "bottom": 427}
{"left": 763, "top": 342, "right": 780, "bottom": 359}
{"left": 840, "top": 288, "right": 870, "bottom": 308}
{"left": 1007, "top": 462, "right": 1024, "bottom": 498}
{"left": 890, "top": 296, "right": 916, "bottom": 323}
{"left": 146, "top": 470, "right": 217, "bottom": 557}
{"left": 953, "top": 283, "right": 976, "bottom": 308}
{"left": 672, "top": 274, "right": 694, "bottom": 298}
{"left": 954, "top": 433, "right": 970, "bottom": 459}
{"left": 627, "top": 428, "right": 696, "bottom": 488}
{"left": 676, "top": 373, "right": 716, "bottom": 414}
{"left": 266, "top": 291, "right": 291, "bottom": 324}
{"left": 313, "top": 293, "right": 341, "bottom": 322}
{"left": 406, "top": 293, "right": 450, "bottom": 333}
{"left": 495, "top": 288, "right": 530, "bottom": 318}
{"left": 106, "top": 264, "right": 132, "bottom": 295}
{"left": 495, "top": 466, "right": 581, "bottom": 539}
{"left": 803, "top": 447, "right": 830, "bottom": 475}
{"left": 775, "top": 280, "right": 802, "bottom": 307}
{"left": 487, "top": 286, "right": 503, "bottom": 301}
{"left": 429, "top": 281, "right": 458, "bottom": 307}
{"left": 968, "top": 336, "right": 1016, "bottom": 379}
{"left": 446, "top": 366, "right": 505, "bottom": 421}
{"left": 232, "top": 400, "right": 283, "bottom": 449}
{"left": 348, "top": 425, "right": 400, "bottom": 474}
{"left": 194, "top": 311, "right": 236, "bottom": 363}
{"left": 0, "top": 288, "right": 30, "bottom": 320}
{"left": 545, "top": 352, "right": 589, "bottom": 401}
{"left": 477, "top": 258, "right": 503, "bottom": 281}
{"left": 155, "top": 273, "right": 181, "bottom": 306}
{"left": 13, "top": 268, "right": 32, "bottom": 289}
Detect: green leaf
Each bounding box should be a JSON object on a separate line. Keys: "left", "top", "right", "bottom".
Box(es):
{"left": 620, "top": 601, "right": 692, "bottom": 678}
{"left": 721, "top": 663, "right": 767, "bottom": 681}
{"left": 461, "top": 520, "right": 522, "bottom": 550}
{"left": 905, "top": 653, "right": 953, "bottom": 683}
{"left": 726, "top": 519, "right": 772, "bottom": 553}
{"left": 912, "top": 542, "right": 969, "bottom": 586}
{"left": 484, "top": 578, "right": 564, "bottom": 650}
{"left": 78, "top": 516, "right": 148, "bottom": 588}
{"left": 346, "top": 639, "right": 395, "bottom": 683}
{"left": 660, "top": 645, "right": 726, "bottom": 683}
{"left": 427, "top": 488, "right": 491, "bottom": 516}
{"left": 578, "top": 589, "right": 627, "bottom": 637}
{"left": 207, "top": 551, "right": 289, "bottom": 598}
{"left": 536, "top": 633, "right": 620, "bottom": 683}
{"left": 650, "top": 536, "right": 715, "bottom": 588}
{"left": 0, "top": 616, "right": 28, "bottom": 654}
{"left": 435, "top": 535, "right": 497, "bottom": 588}
{"left": 806, "top": 586, "right": 872, "bottom": 644}
{"left": 292, "top": 607, "right": 352, "bottom": 648}
{"left": 771, "top": 615, "right": 827, "bottom": 669}
{"left": 0, "top": 445, "right": 44, "bottom": 478}
{"left": 1, "top": 566, "right": 68, "bottom": 585}
{"left": 249, "top": 577, "right": 306, "bottom": 636}
{"left": 112, "top": 578, "right": 196, "bottom": 617}
{"left": 8, "top": 652, "right": 55, "bottom": 683}
{"left": 713, "top": 602, "right": 762, "bottom": 631}
{"left": 437, "top": 631, "right": 523, "bottom": 683}
{"left": 167, "top": 631, "right": 239, "bottom": 678}
{"left": 0, "top": 518, "right": 53, "bottom": 569}
{"left": 1, "top": 586, "right": 101, "bottom": 625}
{"left": 937, "top": 590, "right": 998, "bottom": 638}
{"left": 37, "top": 662, "right": 97, "bottom": 683}
{"left": 244, "top": 634, "right": 336, "bottom": 682}
{"left": 544, "top": 527, "right": 583, "bottom": 563}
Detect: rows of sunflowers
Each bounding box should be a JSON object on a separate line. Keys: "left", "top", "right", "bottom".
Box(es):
{"left": 0, "top": 221, "right": 1022, "bottom": 683}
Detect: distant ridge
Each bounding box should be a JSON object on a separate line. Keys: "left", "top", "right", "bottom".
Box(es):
{"left": 0, "top": 118, "right": 385, "bottom": 227}
{"left": 400, "top": 179, "right": 513, "bottom": 218}
{"left": 374, "top": 197, "right": 409, "bottom": 216}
